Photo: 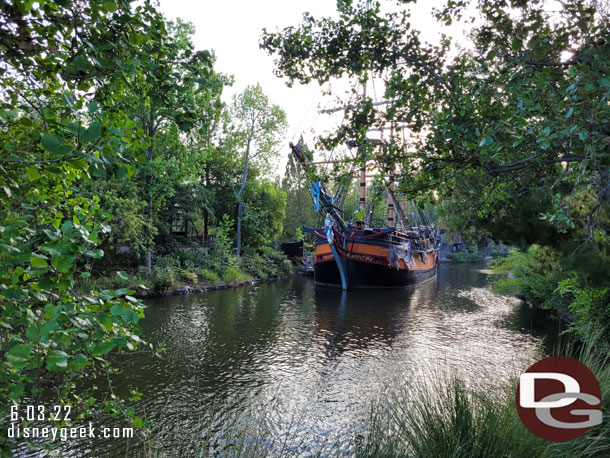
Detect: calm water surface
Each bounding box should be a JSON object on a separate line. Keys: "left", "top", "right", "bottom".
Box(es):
{"left": 58, "top": 264, "right": 559, "bottom": 456}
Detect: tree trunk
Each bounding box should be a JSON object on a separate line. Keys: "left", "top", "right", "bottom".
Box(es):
{"left": 204, "top": 163, "right": 209, "bottom": 243}
{"left": 145, "top": 145, "right": 153, "bottom": 272}
{"left": 144, "top": 113, "right": 155, "bottom": 272}
{"left": 236, "top": 138, "right": 251, "bottom": 257}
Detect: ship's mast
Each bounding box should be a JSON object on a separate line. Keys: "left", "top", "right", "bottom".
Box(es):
{"left": 359, "top": 80, "right": 367, "bottom": 221}
{"left": 387, "top": 173, "right": 395, "bottom": 227}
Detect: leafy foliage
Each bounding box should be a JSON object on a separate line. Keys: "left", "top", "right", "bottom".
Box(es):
{"left": 0, "top": 0, "right": 171, "bottom": 453}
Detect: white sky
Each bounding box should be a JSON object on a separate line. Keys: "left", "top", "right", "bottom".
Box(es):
{"left": 158, "top": 0, "right": 473, "bottom": 175}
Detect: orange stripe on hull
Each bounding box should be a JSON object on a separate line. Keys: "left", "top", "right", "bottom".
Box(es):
{"left": 315, "top": 242, "right": 437, "bottom": 272}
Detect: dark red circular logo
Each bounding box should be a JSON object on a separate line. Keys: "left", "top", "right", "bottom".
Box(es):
{"left": 516, "top": 356, "right": 602, "bottom": 442}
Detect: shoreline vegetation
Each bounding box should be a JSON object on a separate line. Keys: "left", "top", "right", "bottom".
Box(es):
{"left": 77, "top": 247, "right": 300, "bottom": 299}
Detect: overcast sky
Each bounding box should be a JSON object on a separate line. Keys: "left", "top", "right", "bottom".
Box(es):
{"left": 157, "top": 0, "right": 472, "bottom": 174}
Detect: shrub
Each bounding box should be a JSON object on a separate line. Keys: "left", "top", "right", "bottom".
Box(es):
{"left": 446, "top": 252, "right": 485, "bottom": 263}
{"left": 258, "top": 245, "right": 286, "bottom": 263}
{"left": 557, "top": 274, "right": 610, "bottom": 342}
{"left": 490, "top": 246, "right": 570, "bottom": 312}
{"left": 281, "top": 259, "right": 293, "bottom": 274}
{"left": 151, "top": 266, "right": 176, "bottom": 291}
{"left": 239, "top": 246, "right": 295, "bottom": 279}
{"left": 155, "top": 254, "right": 180, "bottom": 270}
{"left": 240, "top": 252, "right": 269, "bottom": 279}
{"left": 223, "top": 267, "right": 250, "bottom": 284}
{"left": 179, "top": 269, "right": 198, "bottom": 284}
{"left": 200, "top": 269, "right": 219, "bottom": 283}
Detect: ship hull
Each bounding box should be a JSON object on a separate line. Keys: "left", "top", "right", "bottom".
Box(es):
{"left": 314, "top": 257, "right": 437, "bottom": 288}
{"left": 313, "top": 236, "right": 438, "bottom": 289}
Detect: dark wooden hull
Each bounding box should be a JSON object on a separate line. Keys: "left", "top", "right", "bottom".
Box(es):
{"left": 314, "top": 257, "right": 437, "bottom": 288}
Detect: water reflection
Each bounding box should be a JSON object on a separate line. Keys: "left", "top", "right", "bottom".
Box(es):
{"left": 43, "top": 264, "right": 559, "bottom": 457}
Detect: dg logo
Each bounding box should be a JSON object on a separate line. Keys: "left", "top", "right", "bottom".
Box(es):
{"left": 516, "top": 356, "right": 603, "bottom": 442}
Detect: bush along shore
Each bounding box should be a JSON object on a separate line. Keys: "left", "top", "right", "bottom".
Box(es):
{"left": 78, "top": 246, "right": 300, "bottom": 298}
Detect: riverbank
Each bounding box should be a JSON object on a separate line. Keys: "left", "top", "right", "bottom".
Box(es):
{"left": 77, "top": 246, "right": 302, "bottom": 298}
{"left": 133, "top": 271, "right": 304, "bottom": 298}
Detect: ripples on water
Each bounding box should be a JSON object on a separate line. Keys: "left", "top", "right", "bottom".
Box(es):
{"left": 46, "top": 264, "right": 558, "bottom": 457}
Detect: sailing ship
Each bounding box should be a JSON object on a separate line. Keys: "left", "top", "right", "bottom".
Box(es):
{"left": 289, "top": 141, "right": 440, "bottom": 290}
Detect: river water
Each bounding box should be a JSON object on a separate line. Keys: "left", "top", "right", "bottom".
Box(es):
{"left": 52, "top": 264, "right": 559, "bottom": 457}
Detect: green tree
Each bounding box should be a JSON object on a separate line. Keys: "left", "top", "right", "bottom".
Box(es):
{"left": 281, "top": 153, "right": 319, "bottom": 239}
{"left": 116, "top": 18, "right": 223, "bottom": 271}
{"left": 0, "top": 0, "right": 177, "bottom": 453}
{"left": 242, "top": 179, "right": 287, "bottom": 248}
{"left": 229, "top": 84, "right": 287, "bottom": 256}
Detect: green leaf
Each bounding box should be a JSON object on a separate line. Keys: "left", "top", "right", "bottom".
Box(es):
{"left": 91, "top": 162, "right": 107, "bottom": 178}
{"left": 565, "top": 107, "right": 574, "bottom": 119}
{"left": 26, "top": 325, "right": 42, "bottom": 342}
{"left": 9, "top": 383, "right": 25, "bottom": 401}
{"left": 30, "top": 255, "right": 48, "bottom": 268}
{"left": 479, "top": 136, "right": 493, "bottom": 147}
{"left": 67, "top": 121, "right": 81, "bottom": 136}
{"left": 110, "top": 304, "right": 123, "bottom": 315}
{"left": 123, "top": 310, "right": 139, "bottom": 323}
{"left": 116, "top": 166, "right": 128, "bottom": 179}
{"left": 0, "top": 287, "right": 27, "bottom": 300}
{"left": 85, "top": 249, "right": 103, "bottom": 259}
{"left": 41, "top": 245, "right": 61, "bottom": 257}
{"left": 43, "top": 229, "right": 60, "bottom": 240}
{"left": 7, "top": 344, "right": 33, "bottom": 369}
{"left": 74, "top": 54, "right": 93, "bottom": 72}
{"left": 1, "top": 244, "right": 20, "bottom": 253}
{"left": 75, "top": 151, "right": 103, "bottom": 165}
{"left": 86, "top": 101, "right": 99, "bottom": 113}
{"left": 62, "top": 93, "right": 75, "bottom": 108}
{"left": 69, "top": 354, "right": 88, "bottom": 370}
{"left": 102, "top": 1, "right": 118, "bottom": 12}
{"left": 91, "top": 341, "right": 115, "bottom": 355}
{"left": 80, "top": 120, "right": 102, "bottom": 144}
{"left": 511, "top": 38, "right": 522, "bottom": 52}
{"left": 41, "top": 133, "right": 72, "bottom": 155}
{"left": 57, "top": 256, "right": 75, "bottom": 273}
{"left": 26, "top": 166, "right": 41, "bottom": 181}
{"left": 117, "top": 271, "right": 129, "bottom": 280}
{"left": 38, "top": 278, "right": 56, "bottom": 290}
{"left": 46, "top": 350, "right": 69, "bottom": 369}
{"left": 41, "top": 320, "right": 59, "bottom": 337}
